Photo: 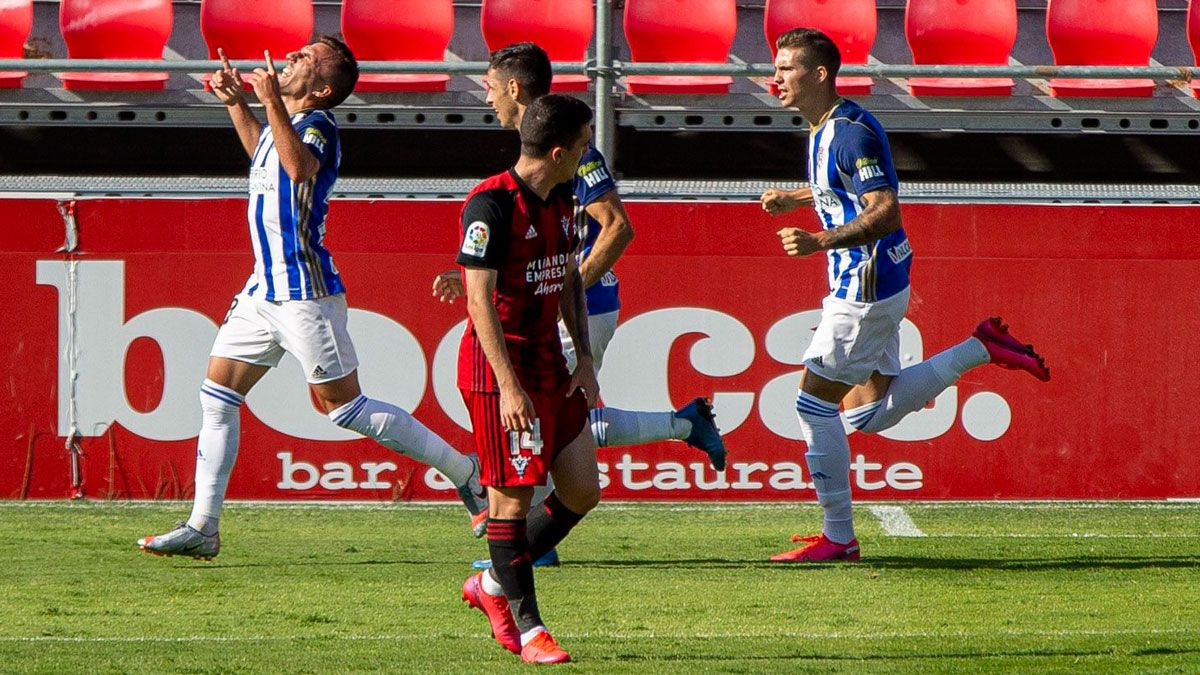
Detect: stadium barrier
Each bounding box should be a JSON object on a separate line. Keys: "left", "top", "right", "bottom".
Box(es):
{"left": 4, "top": 197, "right": 1197, "bottom": 501}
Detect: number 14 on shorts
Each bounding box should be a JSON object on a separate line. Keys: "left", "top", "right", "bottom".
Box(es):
{"left": 509, "top": 420, "right": 544, "bottom": 456}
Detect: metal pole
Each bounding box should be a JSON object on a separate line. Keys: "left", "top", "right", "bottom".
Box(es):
{"left": 593, "top": 0, "right": 617, "bottom": 162}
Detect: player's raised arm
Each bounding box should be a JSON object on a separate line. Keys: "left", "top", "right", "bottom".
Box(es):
{"left": 212, "top": 47, "right": 263, "bottom": 158}
{"left": 251, "top": 50, "right": 322, "bottom": 183}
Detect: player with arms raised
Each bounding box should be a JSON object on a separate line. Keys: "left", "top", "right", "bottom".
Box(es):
{"left": 763, "top": 28, "right": 1050, "bottom": 562}
{"left": 137, "top": 38, "right": 486, "bottom": 559}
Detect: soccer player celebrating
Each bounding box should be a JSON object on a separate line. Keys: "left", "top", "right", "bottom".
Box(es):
{"left": 762, "top": 28, "right": 1050, "bottom": 562}
{"left": 435, "top": 44, "right": 728, "bottom": 562}
{"left": 457, "top": 95, "right": 599, "bottom": 664}
{"left": 137, "top": 38, "right": 486, "bottom": 560}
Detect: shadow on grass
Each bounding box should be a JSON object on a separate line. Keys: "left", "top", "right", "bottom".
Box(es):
{"left": 572, "top": 555, "right": 1200, "bottom": 571}
{"left": 591, "top": 644, "right": 1200, "bottom": 664}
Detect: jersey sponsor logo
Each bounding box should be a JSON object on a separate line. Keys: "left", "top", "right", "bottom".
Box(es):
{"left": 812, "top": 186, "right": 841, "bottom": 212}
{"left": 461, "top": 221, "right": 490, "bottom": 257}
{"left": 578, "top": 160, "right": 611, "bottom": 188}
{"left": 249, "top": 166, "right": 275, "bottom": 194}
{"left": 600, "top": 270, "right": 618, "bottom": 287}
{"left": 887, "top": 239, "right": 913, "bottom": 264}
{"left": 526, "top": 254, "right": 568, "bottom": 295}
{"left": 302, "top": 127, "right": 327, "bottom": 154}
{"left": 525, "top": 223, "right": 538, "bottom": 239}
{"left": 856, "top": 156, "right": 885, "bottom": 182}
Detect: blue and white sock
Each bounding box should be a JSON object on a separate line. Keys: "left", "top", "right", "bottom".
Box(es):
{"left": 329, "top": 395, "right": 473, "bottom": 486}
{"left": 588, "top": 407, "right": 688, "bottom": 448}
{"left": 795, "top": 390, "right": 855, "bottom": 544}
{"left": 188, "top": 379, "right": 244, "bottom": 535}
{"left": 845, "top": 338, "right": 989, "bottom": 434}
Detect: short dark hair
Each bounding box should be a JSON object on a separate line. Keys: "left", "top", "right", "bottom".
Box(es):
{"left": 776, "top": 28, "right": 841, "bottom": 78}
{"left": 520, "top": 94, "right": 592, "bottom": 158}
{"left": 489, "top": 42, "right": 553, "bottom": 99}
{"left": 317, "top": 35, "right": 359, "bottom": 108}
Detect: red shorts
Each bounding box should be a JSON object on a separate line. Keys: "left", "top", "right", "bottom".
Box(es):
{"left": 462, "top": 387, "right": 590, "bottom": 487}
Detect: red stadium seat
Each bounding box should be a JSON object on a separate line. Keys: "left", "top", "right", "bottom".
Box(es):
{"left": 200, "top": 0, "right": 312, "bottom": 90}
{"left": 904, "top": 0, "right": 1017, "bottom": 96}
{"left": 481, "top": 0, "right": 594, "bottom": 92}
{"left": 0, "top": 0, "right": 33, "bottom": 88}
{"left": 59, "top": 0, "right": 173, "bottom": 90}
{"left": 342, "top": 0, "right": 453, "bottom": 92}
{"left": 764, "top": 0, "right": 877, "bottom": 95}
{"left": 1188, "top": 0, "right": 1200, "bottom": 98}
{"left": 624, "top": 0, "right": 737, "bottom": 94}
{"left": 1045, "top": 0, "right": 1158, "bottom": 97}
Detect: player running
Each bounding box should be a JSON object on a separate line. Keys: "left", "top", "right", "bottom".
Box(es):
{"left": 457, "top": 95, "right": 599, "bottom": 663}
{"left": 434, "top": 44, "right": 727, "bottom": 561}
{"left": 762, "top": 28, "right": 1050, "bottom": 562}
{"left": 137, "top": 38, "right": 486, "bottom": 560}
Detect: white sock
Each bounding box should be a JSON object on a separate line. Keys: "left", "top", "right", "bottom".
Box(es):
{"left": 589, "top": 407, "right": 687, "bottom": 447}
{"left": 795, "top": 390, "right": 855, "bottom": 544}
{"left": 482, "top": 568, "right": 505, "bottom": 595}
{"left": 521, "top": 626, "right": 547, "bottom": 646}
{"left": 329, "top": 395, "right": 473, "bottom": 486}
{"left": 188, "top": 379, "right": 244, "bottom": 535}
{"left": 845, "top": 338, "right": 989, "bottom": 434}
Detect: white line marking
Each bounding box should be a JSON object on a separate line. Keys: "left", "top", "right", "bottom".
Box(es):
{"left": 1, "top": 627, "right": 1193, "bottom": 644}
{"left": 870, "top": 505, "right": 926, "bottom": 537}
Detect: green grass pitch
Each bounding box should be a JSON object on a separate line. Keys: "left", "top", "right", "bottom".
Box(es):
{"left": 1, "top": 502, "right": 1197, "bottom": 673}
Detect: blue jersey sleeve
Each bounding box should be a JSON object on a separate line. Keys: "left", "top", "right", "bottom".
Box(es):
{"left": 835, "top": 124, "right": 895, "bottom": 197}
{"left": 573, "top": 145, "right": 617, "bottom": 207}
{"left": 295, "top": 111, "right": 338, "bottom": 167}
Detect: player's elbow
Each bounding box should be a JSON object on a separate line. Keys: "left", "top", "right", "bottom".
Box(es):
{"left": 283, "top": 155, "right": 321, "bottom": 183}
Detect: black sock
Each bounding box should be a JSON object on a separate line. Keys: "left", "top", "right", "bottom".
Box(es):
{"left": 486, "top": 517, "right": 542, "bottom": 632}
{"left": 527, "top": 491, "right": 586, "bottom": 562}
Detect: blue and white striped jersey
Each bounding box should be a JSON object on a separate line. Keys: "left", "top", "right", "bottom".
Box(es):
{"left": 244, "top": 109, "right": 345, "bottom": 301}
{"left": 574, "top": 144, "right": 620, "bottom": 316}
{"left": 808, "top": 99, "right": 911, "bottom": 303}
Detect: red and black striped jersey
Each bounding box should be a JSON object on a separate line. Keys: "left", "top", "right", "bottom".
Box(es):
{"left": 456, "top": 169, "right": 580, "bottom": 393}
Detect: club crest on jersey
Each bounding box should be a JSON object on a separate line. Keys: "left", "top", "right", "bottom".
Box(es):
{"left": 462, "top": 221, "right": 490, "bottom": 257}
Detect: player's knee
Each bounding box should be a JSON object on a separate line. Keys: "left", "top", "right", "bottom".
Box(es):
{"left": 843, "top": 401, "right": 882, "bottom": 434}
{"left": 328, "top": 394, "right": 371, "bottom": 433}
{"left": 199, "top": 379, "right": 244, "bottom": 419}
{"left": 558, "top": 481, "right": 600, "bottom": 515}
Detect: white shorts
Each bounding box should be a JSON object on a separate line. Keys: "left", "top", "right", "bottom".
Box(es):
{"left": 210, "top": 292, "right": 359, "bottom": 384}
{"left": 560, "top": 310, "right": 619, "bottom": 373}
{"left": 802, "top": 286, "right": 910, "bottom": 386}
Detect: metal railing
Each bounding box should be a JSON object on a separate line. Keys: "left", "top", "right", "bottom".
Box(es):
{"left": 5, "top": 0, "right": 1200, "bottom": 159}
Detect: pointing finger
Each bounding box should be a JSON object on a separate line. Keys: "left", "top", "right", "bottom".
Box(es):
{"left": 218, "top": 47, "right": 232, "bottom": 71}
{"left": 264, "top": 50, "right": 276, "bottom": 76}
